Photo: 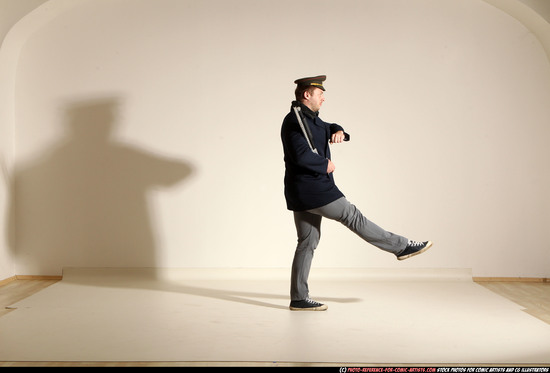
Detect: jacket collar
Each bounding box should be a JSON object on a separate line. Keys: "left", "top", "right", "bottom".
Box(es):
{"left": 291, "top": 101, "right": 318, "bottom": 119}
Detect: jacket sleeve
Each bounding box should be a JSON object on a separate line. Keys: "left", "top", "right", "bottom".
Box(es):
{"left": 330, "top": 123, "right": 351, "bottom": 141}
{"left": 282, "top": 118, "right": 328, "bottom": 175}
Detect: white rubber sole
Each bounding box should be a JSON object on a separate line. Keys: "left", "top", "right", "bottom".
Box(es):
{"left": 397, "top": 241, "right": 433, "bottom": 261}
{"left": 289, "top": 304, "right": 328, "bottom": 311}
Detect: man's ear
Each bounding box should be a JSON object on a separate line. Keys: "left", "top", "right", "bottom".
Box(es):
{"left": 303, "top": 90, "right": 311, "bottom": 101}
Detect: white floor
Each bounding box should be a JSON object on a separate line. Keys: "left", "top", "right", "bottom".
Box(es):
{"left": 1, "top": 268, "right": 550, "bottom": 365}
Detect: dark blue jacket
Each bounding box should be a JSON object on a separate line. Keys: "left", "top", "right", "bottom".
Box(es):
{"left": 281, "top": 101, "right": 350, "bottom": 211}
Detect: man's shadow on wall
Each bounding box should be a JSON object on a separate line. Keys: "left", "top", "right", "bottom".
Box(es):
{"left": 9, "top": 98, "right": 194, "bottom": 272}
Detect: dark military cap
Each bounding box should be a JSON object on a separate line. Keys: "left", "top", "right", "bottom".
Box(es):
{"left": 294, "top": 75, "right": 326, "bottom": 91}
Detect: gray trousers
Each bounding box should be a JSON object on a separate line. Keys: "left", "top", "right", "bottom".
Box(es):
{"left": 290, "top": 197, "right": 408, "bottom": 301}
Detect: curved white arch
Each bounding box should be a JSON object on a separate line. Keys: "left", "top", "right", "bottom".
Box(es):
{"left": 0, "top": 0, "right": 81, "bottom": 279}
{"left": 483, "top": 0, "right": 550, "bottom": 63}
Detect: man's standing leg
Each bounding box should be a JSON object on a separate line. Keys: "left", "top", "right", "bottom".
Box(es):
{"left": 289, "top": 211, "right": 327, "bottom": 310}
{"left": 290, "top": 211, "right": 321, "bottom": 300}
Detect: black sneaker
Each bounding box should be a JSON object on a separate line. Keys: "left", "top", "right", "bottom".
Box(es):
{"left": 289, "top": 298, "right": 328, "bottom": 311}
{"left": 397, "top": 240, "right": 433, "bottom": 261}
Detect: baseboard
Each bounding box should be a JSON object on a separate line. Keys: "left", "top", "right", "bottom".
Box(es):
{"left": 474, "top": 277, "right": 549, "bottom": 283}
{"left": 15, "top": 275, "right": 63, "bottom": 281}
{"left": 0, "top": 276, "right": 16, "bottom": 286}
{"left": 0, "top": 275, "right": 63, "bottom": 286}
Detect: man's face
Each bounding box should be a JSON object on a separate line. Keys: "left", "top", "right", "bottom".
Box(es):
{"left": 304, "top": 87, "right": 325, "bottom": 112}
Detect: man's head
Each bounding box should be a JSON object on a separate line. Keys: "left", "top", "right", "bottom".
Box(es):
{"left": 294, "top": 75, "right": 326, "bottom": 112}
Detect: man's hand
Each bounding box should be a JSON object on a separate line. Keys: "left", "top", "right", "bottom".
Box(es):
{"left": 330, "top": 130, "right": 345, "bottom": 144}
{"left": 327, "top": 159, "right": 335, "bottom": 174}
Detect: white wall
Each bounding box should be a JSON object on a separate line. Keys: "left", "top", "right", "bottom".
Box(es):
{"left": 3, "top": 0, "right": 550, "bottom": 277}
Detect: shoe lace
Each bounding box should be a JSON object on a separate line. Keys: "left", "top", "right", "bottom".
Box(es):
{"left": 305, "top": 298, "right": 320, "bottom": 305}
{"left": 408, "top": 240, "right": 424, "bottom": 247}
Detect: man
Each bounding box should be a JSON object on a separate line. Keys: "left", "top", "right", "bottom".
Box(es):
{"left": 280, "top": 75, "right": 432, "bottom": 311}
